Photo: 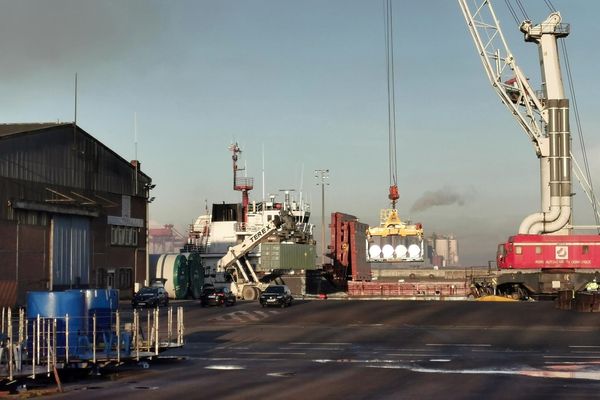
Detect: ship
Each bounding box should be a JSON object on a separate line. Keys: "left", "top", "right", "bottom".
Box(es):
{"left": 183, "top": 143, "right": 316, "bottom": 278}
{"left": 184, "top": 191, "right": 316, "bottom": 273}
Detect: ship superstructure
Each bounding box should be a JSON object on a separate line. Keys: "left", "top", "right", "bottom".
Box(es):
{"left": 184, "top": 144, "right": 315, "bottom": 273}
{"left": 186, "top": 194, "right": 314, "bottom": 272}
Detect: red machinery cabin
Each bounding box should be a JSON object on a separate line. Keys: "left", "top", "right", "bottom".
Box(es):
{"left": 497, "top": 234, "right": 600, "bottom": 270}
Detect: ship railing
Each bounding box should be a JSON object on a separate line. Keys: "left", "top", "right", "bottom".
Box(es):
{"left": 182, "top": 244, "right": 207, "bottom": 253}
{"left": 0, "top": 306, "right": 184, "bottom": 381}
{"left": 234, "top": 177, "right": 254, "bottom": 189}
{"left": 235, "top": 223, "right": 264, "bottom": 233}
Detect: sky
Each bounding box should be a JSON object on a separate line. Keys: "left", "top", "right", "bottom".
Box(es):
{"left": 0, "top": 0, "right": 598, "bottom": 266}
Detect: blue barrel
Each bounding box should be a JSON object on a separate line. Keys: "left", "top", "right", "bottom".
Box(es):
{"left": 27, "top": 291, "right": 85, "bottom": 357}
{"left": 73, "top": 289, "right": 119, "bottom": 337}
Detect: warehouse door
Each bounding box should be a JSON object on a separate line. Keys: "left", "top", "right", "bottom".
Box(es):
{"left": 52, "top": 215, "right": 91, "bottom": 289}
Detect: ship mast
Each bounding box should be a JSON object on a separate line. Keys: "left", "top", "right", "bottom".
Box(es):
{"left": 229, "top": 143, "right": 254, "bottom": 226}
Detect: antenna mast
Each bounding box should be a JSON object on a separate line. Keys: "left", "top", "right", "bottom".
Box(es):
{"left": 229, "top": 143, "right": 254, "bottom": 225}
{"left": 73, "top": 73, "right": 78, "bottom": 146}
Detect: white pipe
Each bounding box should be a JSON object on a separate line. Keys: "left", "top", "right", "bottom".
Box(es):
{"left": 529, "top": 201, "right": 570, "bottom": 234}
{"left": 570, "top": 225, "right": 600, "bottom": 230}
{"left": 519, "top": 205, "right": 558, "bottom": 234}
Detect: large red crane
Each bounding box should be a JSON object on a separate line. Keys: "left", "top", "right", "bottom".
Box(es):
{"left": 459, "top": 0, "right": 600, "bottom": 297}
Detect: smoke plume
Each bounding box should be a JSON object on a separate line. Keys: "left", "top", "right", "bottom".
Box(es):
{"left": 410, "top": 187, "right": 466, "bottom": 213}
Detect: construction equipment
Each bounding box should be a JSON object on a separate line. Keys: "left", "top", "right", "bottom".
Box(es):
{"left": 367, "top": 0, "right": 424, "bottom": 263}
{"left": 208, "top": 211, "right": 295, "bottom": 300}
{"left": 459, "top": 0, "right": 600, "bottom": 297}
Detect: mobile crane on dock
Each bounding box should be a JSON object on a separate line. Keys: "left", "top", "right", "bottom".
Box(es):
{"left": 459, "top": 0, "right": 600, "bottom": 298}
{"left": 206, "top": 210, "right": 296, "bottom": 300}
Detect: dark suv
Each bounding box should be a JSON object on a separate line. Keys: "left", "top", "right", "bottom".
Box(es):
{"left": 200, "top": 286, "right": 236, "bottom": 307}
{"left": 259, "top": 285, "right": 293, "bottom": 308}
{"left": 132, "top": 286, "right": 169, "bottom": 308}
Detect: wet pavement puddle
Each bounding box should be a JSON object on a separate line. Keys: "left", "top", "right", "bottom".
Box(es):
{"left": 205, "top": 365, "right": 246, "bottom": 370}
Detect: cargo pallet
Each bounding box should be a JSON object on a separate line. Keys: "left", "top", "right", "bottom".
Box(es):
{"left": 0, "top": 306, "right": 184, "bottom": 381}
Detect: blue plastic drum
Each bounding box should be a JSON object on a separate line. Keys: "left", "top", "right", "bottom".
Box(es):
{"left": 81, "top": 289, "right": 119, "bottom": 337}
{"left": 27, "top": 291, "right": 85, "bottom": 357}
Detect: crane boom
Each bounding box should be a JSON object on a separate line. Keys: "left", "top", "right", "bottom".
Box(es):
{"left": 217, "top": 215, "right": 283, "bottom": 272}
{"left": 458, "top": 0, "right": 547, "bottom": 156}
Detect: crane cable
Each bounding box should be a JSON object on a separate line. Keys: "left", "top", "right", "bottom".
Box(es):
{"left": 514, "top": 0, "right": 529, "bottom": 20}
{"left": 384, "top": 0, "right": 398, "bottom": 196}
{"left": 544, "top": 0, "right": 557, "bottom": 12}
{"left": 504, "top": 0, "right": 520, "bottom": 25}
{"left": 504, "top": 0, "right": 529, "bottom": 25}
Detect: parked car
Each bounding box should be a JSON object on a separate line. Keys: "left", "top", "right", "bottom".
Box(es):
{"left": 132, "top": 286, "right": 169, "bottom": 308}
{"left": 200, "top": 286, "right": 236, "bottom": 307}
{"left": 259, "top": 285, "right": 293, "bottom": 308}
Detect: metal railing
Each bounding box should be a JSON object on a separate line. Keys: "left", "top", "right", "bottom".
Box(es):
{"left": 0, "top": 306, "right": 184, "bottom": 381}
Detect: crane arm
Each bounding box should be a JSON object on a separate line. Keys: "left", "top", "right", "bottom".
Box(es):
{"left": 216, "top": 210, "right": 296, "bottom": 273}
{"left": 458, "top": 0, "right": 548, "bottom": 157}
{"left": 217, "top": 217, "right": 282, "bottom": 272}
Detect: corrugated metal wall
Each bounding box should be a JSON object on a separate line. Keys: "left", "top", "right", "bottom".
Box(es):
{"left": 17, "top": 224, "right": 47, "bottom": 303}
{"left": 0, "top": 281, "right": 17, "bottom": 308}
{"left": 0, "top": 221, "right": 16, "bottom": 274}
{"left": 258, "top": 243, "right": 317, "bottom": 271}
{"left": 0, "top": 221, "right": 47, "bottom": 304}
{"left": 52, "top": 215, "right": 90, "bottom": 287}
{"left": 0, "top": 126, "right": 150, "bottom": 197}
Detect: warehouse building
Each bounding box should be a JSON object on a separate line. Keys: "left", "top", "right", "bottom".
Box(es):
{"left": 0, "top": 123, "right": 152, "bottom": 306}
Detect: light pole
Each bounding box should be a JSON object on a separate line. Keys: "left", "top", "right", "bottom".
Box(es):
{"left": 144, "top": 183, "right": 156, "bottom": 287}
{"left": 314, "top": 169, "right": 329, "bottom": 266}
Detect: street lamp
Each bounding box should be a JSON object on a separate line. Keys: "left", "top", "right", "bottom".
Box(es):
{"left": 314, "top": 169, "right": 329, "bottom": 266}
{"left": 145, "top": 183, "right": 156, "bottom": 287}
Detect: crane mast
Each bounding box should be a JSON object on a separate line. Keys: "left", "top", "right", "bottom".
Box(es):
{"left": 457, "top": 0, "right": 588, "bottom": 235}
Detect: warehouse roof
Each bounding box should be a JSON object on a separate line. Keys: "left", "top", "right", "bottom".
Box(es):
{"left": 0, "top": 122, "right": 71, "bottom": 137}
{"left": 0, "top": 122, "right": 151, "bottom": 181}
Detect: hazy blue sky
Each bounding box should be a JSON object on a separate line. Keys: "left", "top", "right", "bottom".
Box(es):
{"left": 0, "top": 1, "right": 598, "bottom": 265}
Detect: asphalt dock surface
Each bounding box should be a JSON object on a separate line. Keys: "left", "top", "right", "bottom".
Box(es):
{"left": 48, "top": 299, "right": 600, "bottom": 399}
